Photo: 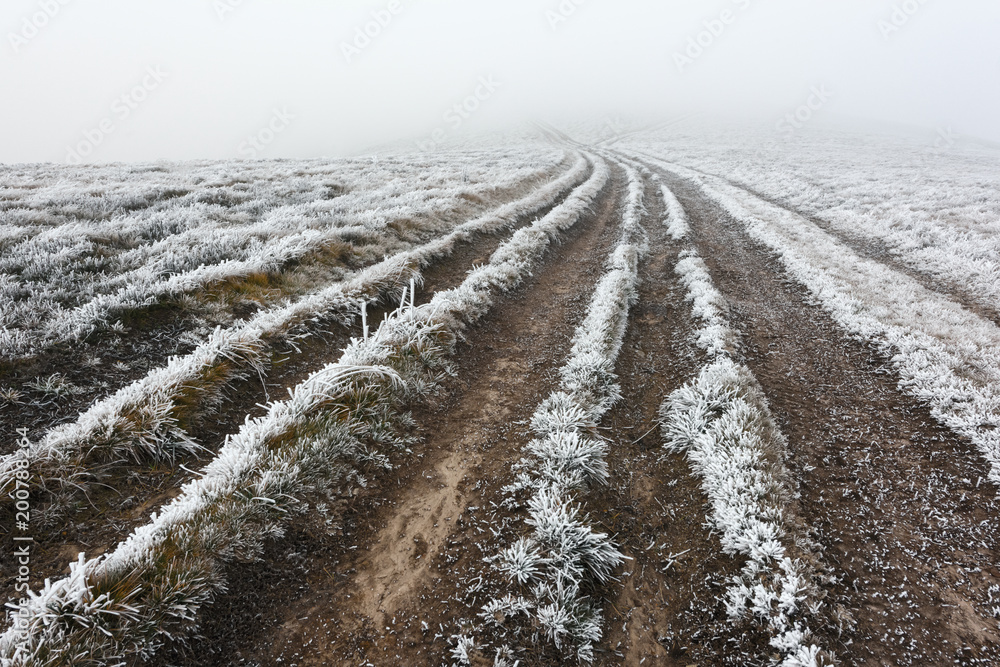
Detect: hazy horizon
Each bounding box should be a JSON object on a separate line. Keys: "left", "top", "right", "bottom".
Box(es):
{"left": 3, "top": 0, "right": 999, "bottom": 164}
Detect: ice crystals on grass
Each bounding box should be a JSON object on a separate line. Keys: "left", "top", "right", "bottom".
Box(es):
{"left": 496, "top": 538, "right": 548, "bottom": 586}
{"left": 0, "top": 153, "right": 611, "bottom": 664}
{"left": 476, "top": 160, "right": 642, "bottom": 662}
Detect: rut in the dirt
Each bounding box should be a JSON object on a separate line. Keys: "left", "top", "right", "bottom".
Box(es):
{"left": 741, "top": 184, "right": 1000, "bottom": 328}
{"left": 149, "top": 160, "right": 622, "bottom": 666}
{"left": 592, "top": 168, "right": 744, "bottom": 667}
{"left": 661, "top": 167, "right": 1000, "bottom": 667}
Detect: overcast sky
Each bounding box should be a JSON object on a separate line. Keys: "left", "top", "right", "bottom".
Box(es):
{"left": 2, "top": 0, "right": 999, "bottom": 163}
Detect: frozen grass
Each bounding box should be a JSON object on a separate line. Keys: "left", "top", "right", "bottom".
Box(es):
{"left": 674, "top": 250, "right": 737, "bottom": 357}
{"left": 657, "top": 157, "right": 1000, "bottom": 487}
{"left": 624, "top": 125, "right": 1000, "bottom": 321}
{"left": 0, "top": 148, "right": 566, "bottom": 359}
{"left": 0, "top": 153, "right": 592, "bottom": 524}
{"left": 463, "top": 161, "right": 644, "bottom": 665}
{"left": 656, "top": 175, "right": 735, "bottom": 359}
{"left": 0, "top": 155, "right": 610, "bottom": 666}
{"left": 661, "top": 359, "right": 835, "bottom": 666}
{"left": 651, "top": 172, "right": 835, "bottom": 665}
{"left": 658, "top": 175, "right": 689, "bottom": 241}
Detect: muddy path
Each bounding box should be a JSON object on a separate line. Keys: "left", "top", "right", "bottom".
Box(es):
{"left": 658, "top": 165, "right": 1000, "bottom": 666}
{"left": 591, "top": 169, "right": 746, "bottom": 666}
{"left": 148, "top": 161, "right": 624, "bottom": 666}
{"left": 0, "top": 175, "right": 584, "bottom": 613}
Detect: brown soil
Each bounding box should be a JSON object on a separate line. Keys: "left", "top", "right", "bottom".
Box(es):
{"left": 658, "top": 163, "right": 1000, "bottom": 666}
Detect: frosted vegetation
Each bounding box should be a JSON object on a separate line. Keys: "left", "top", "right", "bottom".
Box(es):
{"left": 0, "top": 156, "right": 610, "bottom": 666}
{"left": 655, "top": 176, "right": 836, "bottom": 666}
{"left": 624, "top": 124, "right": 1000, "bottom": 320}
{"left": 653, "top": 157, "right": 1000, "bottom": 488}
{"left": 0, "top": 149, "right": 566, "bottom": 359}
{"left": 661, "top": 359, "right": 835, "bottom": 667}
{"left": 460, "top": 160, "right": 644, "bottom": 664}
{"left": 0, "top": 153, "right": 592, "bottom": 525}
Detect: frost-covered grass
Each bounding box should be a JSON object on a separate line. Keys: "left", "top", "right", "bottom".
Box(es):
{"left": 659, "top": 178, "right": 733, "bottom": 359}
{"left": 674, "top": 250, "right": 737, "bottom": 357}
{"left": 659, "top": 176, "right": 689, "bottom": 241}
{"left": 0, "top": 155, "right": 610, "bottom": 666}
{"left": 653, "top": 175, "right": 835, "bottom": 666}
{"left": 661, "top": 359, "right": 834, "bottom": 667}
{"left": 460, "top": 161, "right": 644, "bottom": 665}
{"left": 623, "top": 124, "right": 1000, "bottom": 318}
{"left": 656, "top": 157, "right": 1000, "bottom": 487}
{"left": 0, "top": 153, "right": 592, "bottom": 525}
{"left": 0, "top": 149, "right": 566, "bottom": 359}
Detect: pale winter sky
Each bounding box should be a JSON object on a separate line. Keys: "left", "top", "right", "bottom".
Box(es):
{"left": 1, "top": 0, "right": 998, "bottom": 163}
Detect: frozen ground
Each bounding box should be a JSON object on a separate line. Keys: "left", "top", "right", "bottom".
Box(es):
{"left": 2, "top": 126, "right": 998, "bottom": 666}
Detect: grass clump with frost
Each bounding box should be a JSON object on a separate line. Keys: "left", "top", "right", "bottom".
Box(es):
{"left": 655, "top": 174, "right": 838, "bottom": 666}
{"left": 459, "top": 161, "right": 644, "bottom": 665}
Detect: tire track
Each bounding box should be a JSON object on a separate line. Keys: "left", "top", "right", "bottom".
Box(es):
{"left": 596, "top": 160, "right": 817, "bottom": 666}
{"left": 592, "top": 168, "right": 734, "bottom": 666}
{"left": 632, "top": 152, "right": 1000, "bottom": 328}
{"left": 152, "top": 160, "right": 624, "bottom": 667}
{"left": 659, "top": 166, "right": 1000, "bottom": 666}
{"left": 733, "top": 183, "right": 1000, "bottom": 328}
